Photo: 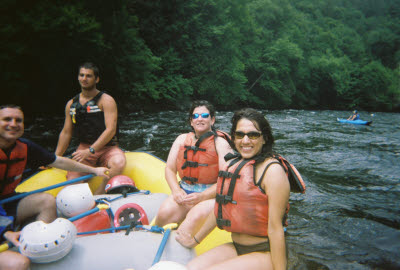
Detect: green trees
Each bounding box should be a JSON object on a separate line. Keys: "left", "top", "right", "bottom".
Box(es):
{"left": 2, "top": 0, "right": 399, "bottom": 114}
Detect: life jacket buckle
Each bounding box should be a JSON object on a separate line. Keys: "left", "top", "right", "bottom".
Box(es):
{"left": 216, "top": 194, "right": 235, "bottom": 204}
{"left": 218, "top": 171, "right": 233, "bottom": 178}
{"left": 181, "top": 161, "right": 199, "bottom": 169}
{"left": 182, "top": 176, "right": 198, "bottom": 184}
{"left": 216, "top": 218, "right": 231, "bottom": 227}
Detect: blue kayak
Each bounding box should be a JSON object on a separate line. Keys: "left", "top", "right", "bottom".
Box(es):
{"left": 337, "top": 118, "right": 372, "bottom": 125}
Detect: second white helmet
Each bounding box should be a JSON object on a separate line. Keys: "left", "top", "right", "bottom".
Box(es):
{"left": 56, "top": 183, "right": 95, "bottom": 217}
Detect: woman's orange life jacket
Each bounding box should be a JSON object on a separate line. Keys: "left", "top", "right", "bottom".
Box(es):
{"left": 176, "top": 130, "right": 230, "bottom": 185}
{"left": 215, "top": 157, "right": 291, "bottom": 237}
{"left": 0, "top": 140, "right": 28, "bottom": 196}
{"left": 214, "top": 158, "right": 270, "bottom": 236}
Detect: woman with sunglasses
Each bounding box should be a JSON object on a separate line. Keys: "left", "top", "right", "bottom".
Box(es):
{"left": 177, "top": 108, "right": 290, "bottom": 270}
{"left": 154, "top": 100, "right": 233, "bottom": 238}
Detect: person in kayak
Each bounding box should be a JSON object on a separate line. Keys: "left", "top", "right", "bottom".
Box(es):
{"left": 347, "top": 110, "right": 360, "bottom": 121}
{"left": 154, "top": 100, "right": 233, "bottom": 238}
{"left": 0, "top": 105, "right": 109, "bottom": 270}
{"left": 55, "top": 62, "right": 126, "bottom": 195}
{"left": 176, "top": 108, "right": 290, "bottom": 270}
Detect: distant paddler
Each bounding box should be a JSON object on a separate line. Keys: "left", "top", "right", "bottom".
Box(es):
{"left": 347, "top": 110, "right": 360, "bottom": 121}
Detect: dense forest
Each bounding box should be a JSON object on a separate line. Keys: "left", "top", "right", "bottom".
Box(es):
{"left": 2, "top": 0, "right": 399, "bottom": 115}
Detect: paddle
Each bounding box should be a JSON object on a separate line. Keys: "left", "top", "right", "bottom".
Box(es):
{"left": 77, "top": 225, "right": 131, "bottom": 235}
{"left": 151, "top": 223, "right": 178, "bottom": 266}
{"left": 68, "top": 203, "right": 109, "bottom": 222}
{"left": 75, "top": 224, "right": 162, "bottom": 236}
{"left": 0, "top": 242, "right": 12, "bottom": 253}
{"left": 0, "top": 174, "right": 94, "bottom": 205}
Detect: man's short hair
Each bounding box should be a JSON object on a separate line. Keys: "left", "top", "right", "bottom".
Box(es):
{"left": 79, "top": 62, "right": 99, "bottom": 78}
{"left": 0, "top": 104, "right": 22, "bottom": 111}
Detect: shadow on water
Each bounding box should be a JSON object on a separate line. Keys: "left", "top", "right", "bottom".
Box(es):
{"left": 24, "top": 110, "right": 400, "bottom": 270}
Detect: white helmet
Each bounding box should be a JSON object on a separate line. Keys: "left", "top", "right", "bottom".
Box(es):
{"left": 148, "top": 261, "right": 188, "bottom": 270}
{"left": 56, "top": 183, "right": 95, "bottom": 217}
{"left": 19, "top": 218, "right": 77, "bottom": 263}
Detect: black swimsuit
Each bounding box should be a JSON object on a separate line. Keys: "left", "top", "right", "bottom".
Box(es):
{"left": 232, "top": 241, "right": 270, "bottom": 255}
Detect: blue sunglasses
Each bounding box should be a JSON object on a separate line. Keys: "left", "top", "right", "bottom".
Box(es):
{"left": 192, "top": 113, "right": 210, "bottom": 119}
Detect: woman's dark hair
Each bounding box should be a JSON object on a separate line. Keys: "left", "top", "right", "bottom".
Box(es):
{"left": 188, "top": 100, "right": 216, "bottom": 125}
{"left": 230, "top": 108, "right": 275, "bottom": 158}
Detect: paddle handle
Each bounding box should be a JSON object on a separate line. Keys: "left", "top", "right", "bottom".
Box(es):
{"left": 77, "top": 225, "right": 131, "bottom": 235}
{"left": 152, "top": 228, "right": 172, "bottom": 265}
{"left": 0, "top": 174, "right": 94, "bottom": 205}
{"left": 68, "top": 204, "right": 109, "bottom": 222}
{"left": 0, "top": 242, "right": 12, "bottom": 252}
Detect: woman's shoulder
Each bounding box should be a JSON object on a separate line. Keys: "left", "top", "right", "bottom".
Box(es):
{"left": 174, "top": 133, "right": 191, "bottom": 144}
{"left": 256, "top": 157, "right": 287, "bottom": 179}
{"left": 257, "top": 157, "right": 279, "bottom": 167}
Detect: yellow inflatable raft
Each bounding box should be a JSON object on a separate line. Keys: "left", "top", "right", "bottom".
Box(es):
{"left": 16, "top": 151, "right": 230, "bottom": 255}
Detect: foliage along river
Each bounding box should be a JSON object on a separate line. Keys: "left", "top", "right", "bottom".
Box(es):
{"left": 24, "top": 110, "right": 399, "bottom": 270}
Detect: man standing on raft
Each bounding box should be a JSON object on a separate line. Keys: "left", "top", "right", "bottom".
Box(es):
{"left": 55, "top": 62, "right": 126, "bottom": 195}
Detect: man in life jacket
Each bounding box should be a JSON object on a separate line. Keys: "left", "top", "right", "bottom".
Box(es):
{"left": 154, "top": 100, "right": 233, "bottom": 237}
{"left": 55, "top": 62, "right": 126, "bottom": 195}
{"left": 0, "top": 105, "right": 109, "bottom": 270}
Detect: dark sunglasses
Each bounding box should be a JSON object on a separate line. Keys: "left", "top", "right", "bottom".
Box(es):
{"left": 192, "top": 113, "right": 210, "bottom": 119}
{"left": 234, "top": 131, "right": 262, "bottom": 140}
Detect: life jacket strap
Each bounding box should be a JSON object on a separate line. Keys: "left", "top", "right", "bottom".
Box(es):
{"left": 182, "top": 131, "right": 214, "bottom": 159}
{"left": 182, "top": 176, "right": 198, "bottom": 184}
{"left": 183, "top": 146, "right": 206, "bottom": 159}
{"left": 216, "top": 218, "right": 231, "bottom": 228}
{"left": 224, "top": 152, "right": 241, "bottom": 161}
{"left": 0, "top": 158, "right": 25, "bottom": 165}
{"left": 216, "top": 193, "right": 236, "bottom": 205}
{"left": 216, "top": 159, "right": 249, "bottom": 229}
{"left": 181, "top": 161, "right": 208, "bottom": 170}
{"left": 218, "top": 171, "right": 233, "bottom": 178}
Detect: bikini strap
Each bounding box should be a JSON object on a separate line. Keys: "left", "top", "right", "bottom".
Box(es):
{"left": 255, "top": 161, "right": 283, "bottom": 189}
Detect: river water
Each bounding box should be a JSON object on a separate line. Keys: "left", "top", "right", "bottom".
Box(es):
{"left": 24, "top": 110, "right": 400, "bottom": 270}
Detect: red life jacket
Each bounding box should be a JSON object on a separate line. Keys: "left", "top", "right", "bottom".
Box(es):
{"left": 0, "top": 140, "right": 28, "bottom": 196}
{"left": 176, "top": 130, "right": 230, "bottom": 185}
{"left": 214, "top": 158, "right": 269, "bottom": 236}
{"left": 214, "top": 157, "right": 291, "bottom": 237}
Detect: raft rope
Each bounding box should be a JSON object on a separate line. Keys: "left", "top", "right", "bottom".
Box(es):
{"left": 77, "top": 224, "right": 165, "bottom": 236}
{"left": 152, "top": 223, "right": 178, "bottom": 265}
{"left": 94, "top": 190, "right": 151, "bottom": 204}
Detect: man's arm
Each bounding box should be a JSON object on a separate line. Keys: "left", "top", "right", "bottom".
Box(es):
{"left": 55, "top": 100, "right": 74, "bottom": 156}
{"left": 49, "top": 156, "right": 109, "bottom": 178}
{"left": 3, "top": 231, "right": 21, "bottom": 247}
